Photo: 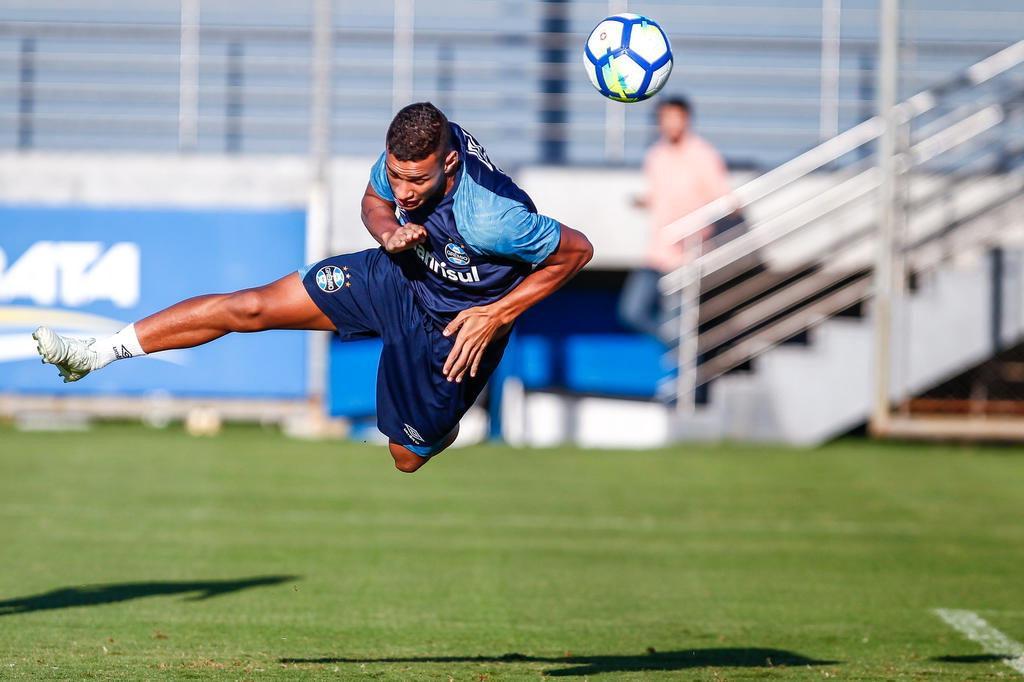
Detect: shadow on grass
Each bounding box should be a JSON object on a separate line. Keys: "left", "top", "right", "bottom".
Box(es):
{"left": 281, "top": 648, "right": 838, "bottom": 676}
{"left": 0, "top": 576, "right": 298, "bottom": 616}
{"left": 933, "top": 654, "right": 1017, "bottom": 664}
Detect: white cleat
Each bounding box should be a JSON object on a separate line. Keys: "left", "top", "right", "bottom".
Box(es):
{"left": 32, "top": 326, "right": 100, "bottom": 383}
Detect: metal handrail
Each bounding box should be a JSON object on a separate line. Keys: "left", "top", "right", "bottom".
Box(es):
{"left": 689, "top": 102, "right": 1013, "bottom": 303}
{"left": 659, "top": 118, "right": 884, "bottom": 259}
{"left": 699, "top": 133, "right": 1024, "bottom": 310}
{"left": 689, "top": 103, "right": 1006, "bottom": 284}
{"left": 658, "top": 39, "right": 1024, "bottom": 281}
{"left": 696, "top": 145, "right": 1024, "bottom": 357}
{"left": 662, "top": 41, "right": 1024, "bottom": 408}
{"left": 677, "top": 168, "right": 1024, "bottom": 387}
{"left": 694, "top": 178, "right": 1024, "bottom": 385}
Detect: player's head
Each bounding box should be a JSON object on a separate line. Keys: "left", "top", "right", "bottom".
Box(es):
{"left": 657, "top": 96, "right": 691, "bottom": 144}
{"left": 385, "top": 102, "right": 458, "bottom": 211}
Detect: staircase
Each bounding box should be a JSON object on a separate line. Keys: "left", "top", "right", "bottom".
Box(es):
{"left": 661, "top": 41, "right": 1024, "bottom": 445}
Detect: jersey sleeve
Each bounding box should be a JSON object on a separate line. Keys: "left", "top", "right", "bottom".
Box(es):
{"left": 369, "top": 152, "right": 395, "bottom": 202}
{"left": 492, "top": 205, "right": 562, "bottom": 265}
{"left": 454, "top": 177, "right": 562, "bottom": 265}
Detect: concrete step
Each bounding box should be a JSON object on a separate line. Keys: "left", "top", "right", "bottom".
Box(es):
{"left": 677, "top": 248, "right": 1024, "bottom": 445}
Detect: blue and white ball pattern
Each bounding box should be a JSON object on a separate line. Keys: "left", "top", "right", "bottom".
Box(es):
{"left": 583, "top": 13, "right": 673, "bottom": 103}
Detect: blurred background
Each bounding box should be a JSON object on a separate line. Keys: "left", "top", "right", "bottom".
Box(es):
{"left": 0, "top": 0, "right": 1022, "bottom": 447}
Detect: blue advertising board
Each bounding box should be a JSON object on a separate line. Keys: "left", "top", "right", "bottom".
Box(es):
{"left": 328, "top": 338, "right": 381, "bottom": 417}
{"left": 0, "top": 205, "right": 308, "bottom": 398}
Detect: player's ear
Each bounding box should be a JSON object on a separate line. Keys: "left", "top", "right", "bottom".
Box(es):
{"left": 443, "top": 149, "right": 459, "bottom": 176}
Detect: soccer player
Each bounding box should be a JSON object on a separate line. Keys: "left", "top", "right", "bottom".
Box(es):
{"left": 32, "top": 103, "right": 592, "bottom": 473}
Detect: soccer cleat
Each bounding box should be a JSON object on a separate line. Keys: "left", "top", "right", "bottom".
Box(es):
{"left": 32, "top": 326, "right": 101, "bottom": 383}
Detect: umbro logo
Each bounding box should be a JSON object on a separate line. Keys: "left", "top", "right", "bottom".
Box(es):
{"left": 403, "top": 423, "right": 425, "bottom": 444}
{"left": 113, "top": 344, "right": 133, "bottom": 360}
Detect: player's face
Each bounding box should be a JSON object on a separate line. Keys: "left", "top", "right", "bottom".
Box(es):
{"left": 658, "top": 106, "right": 689, "bottom": 144}
{"left": 385, "top": 148, "right": 459, "bottom": 212}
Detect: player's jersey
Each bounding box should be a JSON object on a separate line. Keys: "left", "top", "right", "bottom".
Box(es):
{"left": 369, "top": 122, "right": 561, "bottom": 325}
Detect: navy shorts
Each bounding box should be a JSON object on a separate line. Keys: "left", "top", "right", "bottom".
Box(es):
{"left": 301, "top": 248, "right": 509, "bottom": 456}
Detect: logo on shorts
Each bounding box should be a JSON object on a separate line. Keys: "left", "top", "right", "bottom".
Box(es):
{"left": 403, "top": 423, "right": 425, "bottom": 444}
{"left": 444, "top": 242, "right": 471, "bottom": 266}
{"left": 315, "top": 265, "right": 349, "bottom": 293}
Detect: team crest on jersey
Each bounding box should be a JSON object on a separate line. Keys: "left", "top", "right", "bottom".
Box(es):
{"left": 316, "top": 265, "right": 349, "bottom": 293}
{"left": 444, "top": 242, "right": 471, "bottom": 266}
{"left": 414, "top": 244, "right": 481, "bottom": 284}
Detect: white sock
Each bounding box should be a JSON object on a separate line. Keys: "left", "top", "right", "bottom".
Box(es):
{"left": 94, "top": 324, "right": 148, "bottom": 369}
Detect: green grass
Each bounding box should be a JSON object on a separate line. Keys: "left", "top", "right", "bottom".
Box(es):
{"left": 0, "top": 425, "right": 1022, "bottom": 680}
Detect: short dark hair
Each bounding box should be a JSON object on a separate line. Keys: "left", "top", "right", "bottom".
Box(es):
{"left": 386, "top": 102, "right": 451, "bottom": 161}
{"left": 657, "top": 96, "right": 692, "bottom": 116}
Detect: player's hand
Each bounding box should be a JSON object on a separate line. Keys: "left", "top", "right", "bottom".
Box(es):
{"left": 384, "top": 224, "right": 427, "bottom": 253}
{"left": 442, "top": 305, "right": 514, "bottom": 383}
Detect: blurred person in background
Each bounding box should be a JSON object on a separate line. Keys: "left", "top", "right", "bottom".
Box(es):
{"left": 618, "top": 96, "right": 733, "bottom": 344}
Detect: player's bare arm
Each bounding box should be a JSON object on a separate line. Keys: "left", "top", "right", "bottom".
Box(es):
{"left": 360, "top": 183, "right": 427, "bottom": 253}
{"left": 442, "top": 225, "right": 593, "bottom": 383}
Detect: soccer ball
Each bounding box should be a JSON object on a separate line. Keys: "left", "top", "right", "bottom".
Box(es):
{"left": 583, "top": 13, "right": 673, "bottom": 103}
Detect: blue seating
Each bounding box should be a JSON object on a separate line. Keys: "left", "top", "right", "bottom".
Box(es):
{"left": 328, "top": 338, "right": 381, "bottom": 417}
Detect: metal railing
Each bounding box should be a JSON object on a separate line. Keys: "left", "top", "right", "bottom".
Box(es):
{"left": 659, "top": 40, "right": 1024, "bottom": 412}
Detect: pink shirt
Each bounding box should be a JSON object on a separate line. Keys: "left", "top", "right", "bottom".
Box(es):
{"left": 643, "top": 134, "right": 732, "bottom": 272}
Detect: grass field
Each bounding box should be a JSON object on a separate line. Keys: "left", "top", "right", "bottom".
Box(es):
{"left": 0, "top": 424, "right": 1022, "bottom": 680}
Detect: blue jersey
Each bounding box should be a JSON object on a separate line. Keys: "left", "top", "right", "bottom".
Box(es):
{"left": 369, "top": 122, "right": 562, "bottom": 325}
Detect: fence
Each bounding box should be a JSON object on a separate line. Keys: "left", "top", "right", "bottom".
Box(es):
{"left": 1, "top": 0, "right": 1023, "bottom": 168}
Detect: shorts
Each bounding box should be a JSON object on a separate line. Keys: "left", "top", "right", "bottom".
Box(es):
{"left": 301, "top": 248, "right": 509, "bottom": 456}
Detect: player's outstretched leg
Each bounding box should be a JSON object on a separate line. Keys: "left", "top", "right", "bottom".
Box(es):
{"left": 389, "top": 426, "right": 460, "bottom": 474}
{"left": 34, "top": 272, "right": 333, "bottom": 383}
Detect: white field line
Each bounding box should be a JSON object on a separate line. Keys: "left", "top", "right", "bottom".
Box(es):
{"left": 934, "top": 608, "right": 1024, "bottom": 676}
